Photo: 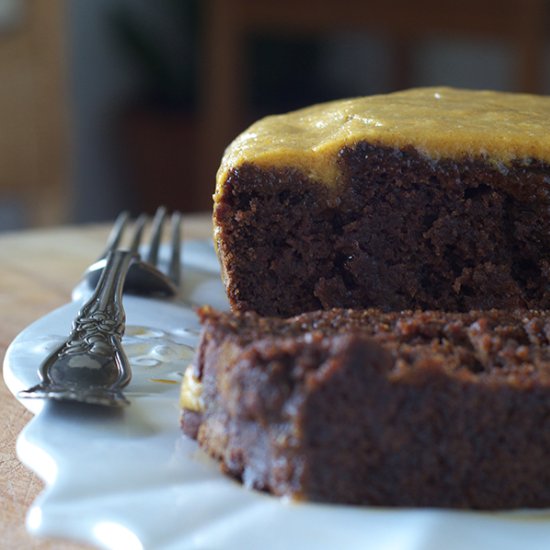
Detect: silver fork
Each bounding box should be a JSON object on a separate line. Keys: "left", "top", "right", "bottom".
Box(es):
{"left": 19, "top": 249, "right": 136, "bottom": 406}
{"left": 82, "top": 207, "right": 183, "bottom": 298}
{"left": 19, "top": 208, "right": 184, "bottom": 407}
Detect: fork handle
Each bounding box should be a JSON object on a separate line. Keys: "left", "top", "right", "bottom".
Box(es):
{"left": 59, "top": 250, "right": 136, "bottom": 385}
{"left": 79, "top": 250, "right": 137, "bottom": 325}
{"left": 19, "top": 250, "right": 137, "bottom": 407}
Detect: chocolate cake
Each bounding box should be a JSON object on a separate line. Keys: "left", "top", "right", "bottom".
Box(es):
{"left": 213, "top": 87, "right": 550, "bottom": 316}
{"left": 181, "top": 306, "right": 550, "bottom": 509}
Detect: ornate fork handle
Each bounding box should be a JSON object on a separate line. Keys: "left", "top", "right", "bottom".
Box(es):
{"left": 19, "top": 250, "right": 136, "bottom": 407}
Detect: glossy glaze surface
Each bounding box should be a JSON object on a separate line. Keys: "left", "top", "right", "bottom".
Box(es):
{"left": 216, "top": 87, "right": 550, "bottom": 193}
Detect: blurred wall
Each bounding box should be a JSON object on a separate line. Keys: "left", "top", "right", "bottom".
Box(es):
{"left": 68, "top": 0, "right": 181, "bottom": 223}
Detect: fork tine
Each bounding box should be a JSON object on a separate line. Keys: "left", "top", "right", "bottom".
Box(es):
{"left": 146, "top": 206, "right": 167, "bottom": 265}
{"left": 168, "top": 211, "right": 182, "bottom": 286}
{"left": 129, "top": 213, "right": 148, "bottom": 254}
{"left": 98, "top": 211, "right": 130, "bottom": 260}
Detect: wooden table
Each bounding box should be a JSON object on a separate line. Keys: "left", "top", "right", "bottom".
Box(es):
{"left": 0, "top": 214, "right": 212, "bottom": 549}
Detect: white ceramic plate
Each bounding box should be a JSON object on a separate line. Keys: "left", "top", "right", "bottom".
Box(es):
{"left": 4, "top": 240, "right": 550, "bottom": 550}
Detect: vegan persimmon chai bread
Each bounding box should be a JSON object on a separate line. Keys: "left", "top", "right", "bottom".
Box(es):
{"left": 180, "top": 88, "right": 550, "bottom": 509}
{"left": 213, "top": 87, "right": 550, "bottom": 317}
{"left": 181, "top": 306, "right": 550, "bottom": 509}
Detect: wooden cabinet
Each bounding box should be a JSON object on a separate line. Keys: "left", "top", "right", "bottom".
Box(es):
{"left": 0, "top": 0, "right": 68, "bottom": 227}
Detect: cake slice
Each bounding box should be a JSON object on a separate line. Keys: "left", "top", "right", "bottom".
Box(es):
{"left": 181, "top": 306, "right": 550, "bottom": 509}
{"left": 214, "top": 87, "right": 550, "bottom": 316}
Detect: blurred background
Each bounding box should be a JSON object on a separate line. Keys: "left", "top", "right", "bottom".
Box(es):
{"left": 0, "top": 0, "right": 549, "bottom": 231}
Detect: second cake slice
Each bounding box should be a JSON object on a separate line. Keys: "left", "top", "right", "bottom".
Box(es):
{"left": 181, "top": 306, "right": 550, "bottom": 509}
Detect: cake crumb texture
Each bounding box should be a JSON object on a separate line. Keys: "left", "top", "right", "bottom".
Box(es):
{"left": 215, "top": 146, "right": 550, "bottom": 316}
{"left": 181, "top": 307, "right": 550, "bottom": 509}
